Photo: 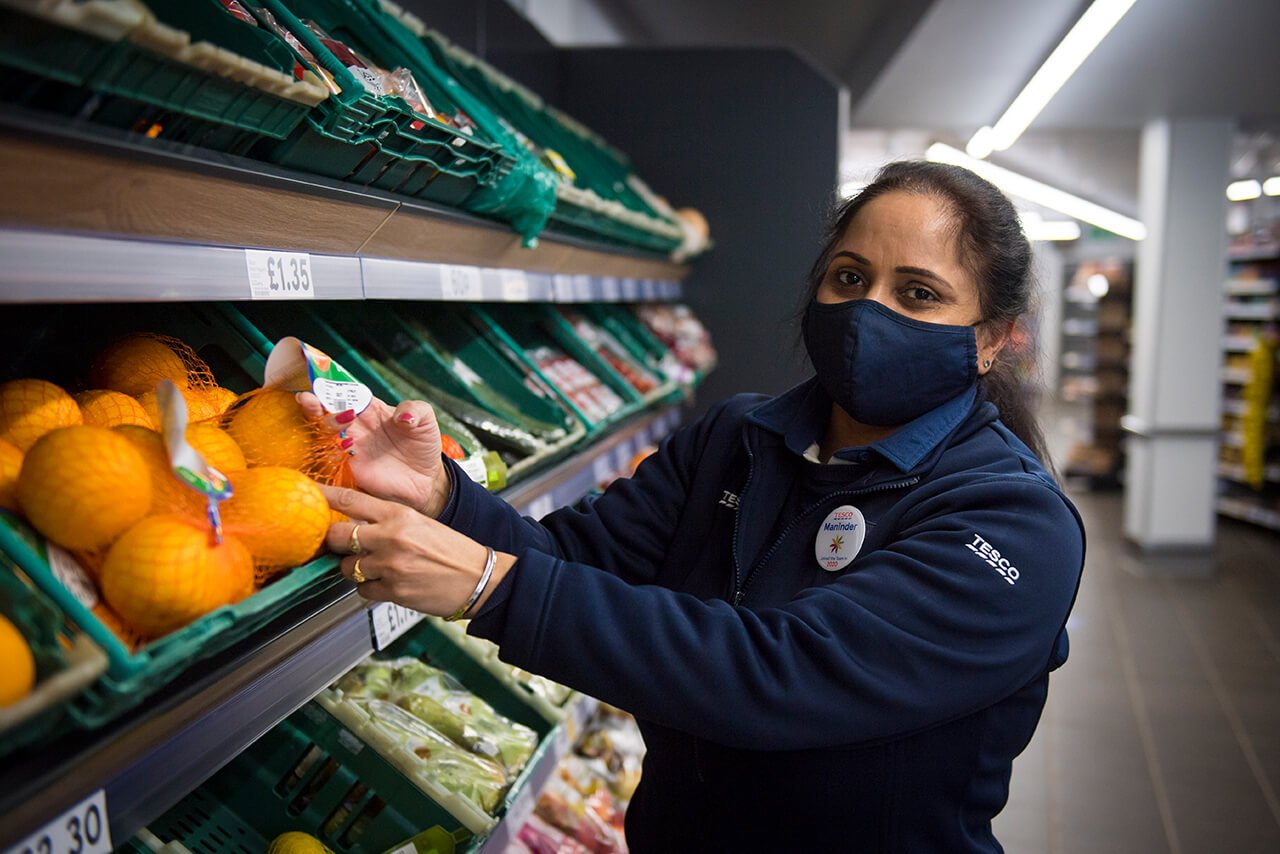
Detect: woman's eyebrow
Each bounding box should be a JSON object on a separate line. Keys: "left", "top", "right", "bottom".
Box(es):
{"left": 832, "top": 250, "right": 871, "bottom": 265}
{"left": 896, "top": 266, "right": 953, "bottom": 289}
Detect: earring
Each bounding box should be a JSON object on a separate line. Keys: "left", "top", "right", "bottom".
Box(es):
{"left": 983, "top": 359, "right": 992, "bottom": 369}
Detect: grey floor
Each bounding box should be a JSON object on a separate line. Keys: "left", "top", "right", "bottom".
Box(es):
{"left": 992, "top": 410, "right": 1280, "bottom": 852}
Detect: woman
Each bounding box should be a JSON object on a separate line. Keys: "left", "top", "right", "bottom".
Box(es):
{"left": 308, "top": 160, "right": 1085, "bottom": 852}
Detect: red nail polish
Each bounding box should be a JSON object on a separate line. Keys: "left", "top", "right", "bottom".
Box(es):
{"left": 336, "top": 409, "right": 356, "bottom": 424}
{"left": 341, "top": 437, "right": 354, "bottom": 450}
{"left": 397, "top": 413, "right": 416, "bottom": 424}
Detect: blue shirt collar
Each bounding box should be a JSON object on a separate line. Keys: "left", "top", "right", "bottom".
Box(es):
{"left": 746, "top": 377, "right": 978, "bottom": 473}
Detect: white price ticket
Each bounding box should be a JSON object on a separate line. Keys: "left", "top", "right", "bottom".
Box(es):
{"left": 526, "top": 494, "right": 555, "bottom": 520}
{"left": 621, "top": 278, "right": 640, "bottom": 300}
{"left": 245, "top": 249, "right": 315, "bottom": 300}
{"left": 499, "top": 270, "right": 530, "bottom": 302}
{"left": 440, "top": 265, "right": 484, "bottom": 301}
{"left": 600, "top": 277, "right": 621, "bottom": 301}
{"left": 369, "top": 601, "right": 425, "bottom": 651}
{"left": 552, "top": 274, "right": 575, "bottom": 302}
{"left": 573, "top": 275, "right": 593, "bottom": 302}
{"left": 9, "top": 790, "right": 112, "bottom": 854}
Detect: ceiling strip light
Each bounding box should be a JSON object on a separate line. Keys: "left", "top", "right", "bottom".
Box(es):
{"left": 928, "top": 143, "right": 1146, "bottom": 240}
{"left": 1263, "top": 177, "right": 1280, "bottom": 197}
{"left": 1227, "top": 179, "right": 1263, "bottom": 201}
{"left": 967, "top": 0, "right": 1138, "bottom": 157}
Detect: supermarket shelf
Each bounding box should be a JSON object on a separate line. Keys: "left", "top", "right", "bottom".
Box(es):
{"left": 1221, "top": 399, "right": 1280, "bottom": 419}
{"left": 1223, "top": 302, "right": 1279, "bottom": 321}
{"left": 1225, "top": 278, "right": 1279, "bottom": 297}
{"left": 0, "top": 228, "right": 683, "bottom": 304}
{"left": 0, "top": 406, "right": 683, "bottom": 848}
{"left": 1222, "top": 367, "right": 1254, "bottom": 384}
{"left": 1217, "top": 496, "right": 1280, "bottom": 531}
{"left": 1228, "top": 244, "right": 1280, "bottom": 262}
{"left": 1218, "top": 461, "right": 1280, "bottom": 484}
{"left": 0, "top": 108, "right": 690, "bottom": 295}
{"left": 1222, "top": 334, "right": 1260, "bottom": 352}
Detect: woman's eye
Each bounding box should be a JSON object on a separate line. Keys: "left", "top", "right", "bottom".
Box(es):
{"left": 835, "top": 270, "right": 864, "bottom": 288}
{"left": 905, "top": 286, "right": 939, "bottom": 303}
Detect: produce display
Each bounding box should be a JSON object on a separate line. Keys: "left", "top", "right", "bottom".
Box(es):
{"left": 328, "top": 657, "right": 539, "bottom": 814}
{"left": 557, "top": 310, "right": 661, "bottom": 397}
{"left": 0, "top": 332, "right": 343, "bottom": 651}
{"left": 511, "top": 707, "right": 646, "bottom": 854}
{"left": 527, "top": 346, "right": 627, "bottom": 425}
{"left": 633, "top": 304, "right": 718, "bottom": 377}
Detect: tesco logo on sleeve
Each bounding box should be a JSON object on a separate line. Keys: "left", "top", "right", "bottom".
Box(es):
{"left": 966, "top": 533, "right": 1020, "bottom": 585}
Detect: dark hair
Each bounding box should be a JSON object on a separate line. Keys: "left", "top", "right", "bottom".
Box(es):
{"left": 802, "top": 159, "right": 1054, "bottom": 473}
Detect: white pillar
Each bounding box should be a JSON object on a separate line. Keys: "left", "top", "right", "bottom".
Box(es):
{"left": 1123, "top": 118, "right": 1233, "bottom": 552}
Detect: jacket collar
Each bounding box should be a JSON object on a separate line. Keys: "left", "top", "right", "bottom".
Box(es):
{"left": 744, "top": 376, "right": 979, "bottom": 474}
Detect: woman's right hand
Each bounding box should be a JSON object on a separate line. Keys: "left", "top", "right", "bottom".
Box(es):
{"left": 297, "top": 393, "right": 452, "bottom": 517}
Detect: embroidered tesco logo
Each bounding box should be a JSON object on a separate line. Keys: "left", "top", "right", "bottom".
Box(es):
{"left": 966, "top": 534, "right": 1020, "bottom": 585}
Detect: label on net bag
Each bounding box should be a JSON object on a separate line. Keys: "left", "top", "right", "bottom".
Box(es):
{"left": 156, "top": 379, "right": 233, "bottom": 539}
{"left": 264, "top": 337, "right": 373, "bottom": 416}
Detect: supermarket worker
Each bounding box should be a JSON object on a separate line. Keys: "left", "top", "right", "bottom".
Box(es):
{"left": 308, "top": 160, "right": 1086, "bottom": 853}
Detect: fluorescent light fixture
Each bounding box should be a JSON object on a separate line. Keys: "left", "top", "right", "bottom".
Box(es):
{"left": 968, "top": 0, "right": 1137, "bottom": 156}
{"left": 927, "top": 143, "right": 1146, "bottom": 240}
{"left": 1087, "top": 273, "right": 1110, "bottom": 298}
{"left": 1227, "top": 179, "right": 1262, "bottom": 201}
{"left": 1018, "top": 211, "right": 1080, "bottom": 241}
{"left": 966, "top": 126, "right": 996, "bottom": 160}
{"left": 1264, "top": 176, "right": 1280, "bottom": 197}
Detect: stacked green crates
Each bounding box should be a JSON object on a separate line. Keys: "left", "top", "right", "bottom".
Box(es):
{"left": 0, "top": 0, "right": 328, "bottom": 155}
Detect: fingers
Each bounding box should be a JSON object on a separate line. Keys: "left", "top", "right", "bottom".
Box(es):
{"left": 295, "top": 391, "right": 326, "bottom": 420}
{"left": 321, "top": 485, "right": 401, "bottom": 523}
{"left": 327, "top": 520, "right": 361, "bottom": 554}
{"left": 353, "top": 579, "right": 395, "bottom": 602}
{"left": 390, "top": 400, "right": 438, "bottom": 435}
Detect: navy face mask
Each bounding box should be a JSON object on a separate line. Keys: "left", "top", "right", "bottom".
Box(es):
{"left": 802, "top": 298, "right": 979, "bottom": 426}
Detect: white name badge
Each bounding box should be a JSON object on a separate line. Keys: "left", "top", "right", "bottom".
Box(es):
{"left": 815, "top": 505, "right": 865, "bottom": 571}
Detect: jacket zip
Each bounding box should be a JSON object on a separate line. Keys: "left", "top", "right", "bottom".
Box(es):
{"left": 732, "top": 474, "right": 921, "bottom": 606}
{"left": 729, "top": 435, "right": 757, "bottom": 600}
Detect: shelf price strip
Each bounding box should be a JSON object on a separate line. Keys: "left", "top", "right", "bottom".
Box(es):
{"left": 8, "top": 790, "right": 111, "bottom": 854}
{"left": 500, "top": 270, "right": 531, "bottom": 302}
{"left": 245, "top": 249, "right": 315, "bottom": 300}
{"left": 369, "top": 602, "right": 426, "bottom": 651}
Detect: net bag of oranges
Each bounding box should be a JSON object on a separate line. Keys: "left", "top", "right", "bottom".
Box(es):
{"left": 0, "top": 330, "right": 348, "bottom": 726}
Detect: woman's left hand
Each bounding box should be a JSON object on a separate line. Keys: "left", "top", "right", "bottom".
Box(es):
{"left": 323, "top": 485, "right": 517, "bottom": 617}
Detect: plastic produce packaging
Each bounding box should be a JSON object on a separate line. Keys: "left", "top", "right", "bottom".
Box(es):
{"left": 527, "top": 346, "right": 625, "bottom": 424}
{"left": 557, "top": 309, "right": 661, "bottom": 396}
{"left": 335, "top": 657, "right": 538, "bottom": 777}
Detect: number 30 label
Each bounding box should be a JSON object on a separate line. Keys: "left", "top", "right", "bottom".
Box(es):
{"left": 245, "top": 249, "right": 315, "bottom": 300}
{"left": 10, "top": 790, "right": 112, "bottom": 854}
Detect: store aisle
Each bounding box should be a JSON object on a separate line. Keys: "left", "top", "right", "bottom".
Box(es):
{"left": 993, "top": 488, "right": 1280, "bottom": 853}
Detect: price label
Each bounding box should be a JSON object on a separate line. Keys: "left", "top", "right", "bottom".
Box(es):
{"left": 552, "top": 274, "right": 575, "bottom": 302}
{"left": 369, "top": 601, "right": 425, "bottom": 651}
{"left": 639, "top": 280, "right": 657, "bottom": 300}
{"left": 500, "top": 270, "right": 530, "bottom": 302}
{"left": 600, "top": 277, "right": 621, "bottom": 301}
{"left": 245, "top": 249, "right": 315, "bottom": 300}
{"left": 11, "top": 790, "right": 112, "bottom": 854}
{"left": 46, "top": 545, "right": 98, "bottom": 609}
{"left": 573, "top": 275, "right": 592, "bottom": 302}
{"left": 526, "top": 494, "right": 555, "bottom": 519}
{"left": 621, "top": 278, "right": 640, "bottom": 300}
{"left": 440, "top": 265, "right": 484, "bottom": 301}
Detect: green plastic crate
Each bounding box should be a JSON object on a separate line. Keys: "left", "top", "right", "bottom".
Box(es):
{"left": 410, "top": 24, "right": 683, "bottom": 253}
{"left": 581, "top": 303, "right": 696, "bottom": 392}
{"left": 0, "top": 2, "right": 324, "bottom": 155}
{"left": 473, "top": 304, "right": 646, "bottom": 433}
{"left": 0, "top": 512, "right": 343, "bottom": 728}
{"left": 257, "top": 0, "right": 512, "bottom": 206}
{"left": 0, "top": 548, "right": 107, "bottom": 756}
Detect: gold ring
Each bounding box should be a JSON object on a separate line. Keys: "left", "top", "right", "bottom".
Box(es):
{"left": 352, "top": 558, "right": 366, "bottom": 584}
{"left": 348, "top": 524, "right": 362, "bottom": 555}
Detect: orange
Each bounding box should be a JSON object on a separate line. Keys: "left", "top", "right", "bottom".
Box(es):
{"left": 18, "top": 426, "right": 151, "bottom": 551}
{"left": 204, "top": 386, "right": 240, "bottom": 416}
{"left": 221, "top": 467, "right": 329, "bottom": 574}
{"left": 186, "top": 422, "right": 246, "bottom": 474}
{"left": 0, "top": 438, "right": 22, "bottom": 511}
{"left": 136, "top": 386, "right": 220, "bottom": 429}
{"left": 112, "top": 425, "right": 204, "bottom": 519}
{"left": 89, "top": 334, "right": 190, "bottom": 397}
{"left": 100, "top": 515, "right": 254, "bottom": 638}
{"left": 0, "top": 379, "right": 83, "bottom": 452}
{"left": 225, "top": 388, "right": 319, "bottom": 471}
{"left": 0, "top": 614, "right": 36, "bottom": 706}
{"left": 75, "top": 389, "right": 154, "bottom": 429}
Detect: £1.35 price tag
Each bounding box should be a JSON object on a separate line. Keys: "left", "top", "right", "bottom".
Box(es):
{"left": 11, "top": 789, "right": 112, "bottom": 854}
{"left": 440, "top": 265, "right": 484, "bottom": 301}
{"left": 370, "top": 602, "right": 425, "bottom": 650}
{"left": 245, "top": 249, "right": 315, "bottom": 300}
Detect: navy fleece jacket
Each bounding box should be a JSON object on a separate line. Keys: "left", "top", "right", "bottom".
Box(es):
{"left": 443, "top": 379, "right": 1084, "bottom": 852}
